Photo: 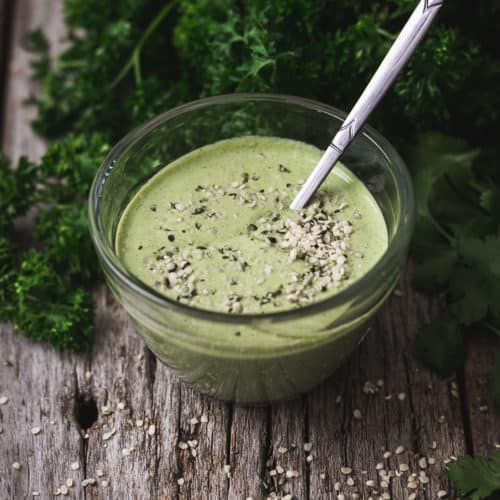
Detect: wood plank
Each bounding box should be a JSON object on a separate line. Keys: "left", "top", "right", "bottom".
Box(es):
{"left": 2, "top": 0, "right": 65, "bottom": 162}
{"left": 463, "top": 331, "right": 500, "bottom": 455}
{"left": 0, "top": 0, "right": 13, "bottom": 141}
{"left": 3, "top": 1, "right": 495, "bottom": 499}
{"left": 228, "top": 405, "right": 269, "bottom": 499}
{"left": 1, "top": 2, "right": 85, "bottom": 499}
{"left": 307, "top": 272, "right": 466, "bottom": 500}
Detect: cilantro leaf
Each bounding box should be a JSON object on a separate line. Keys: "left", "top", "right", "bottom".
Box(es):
{"left": 413, "top": 313, "right": 466, "bottom": 377}
{"left": 409, "top": 132, "right": 479, "bottom": 221}
{"left": 412, "top": 247, "right": 457, "bottom": 294}
{"left": 447, "top": 451, "right": 500, "bottom": 500}
{"left": 448, "top": 236, "right": 500, "bottom": 325}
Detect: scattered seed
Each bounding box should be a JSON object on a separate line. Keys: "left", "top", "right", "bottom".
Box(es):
{"left": 70, "top": 462, "right": 79, "bottom": 471}
{"left": 148, "top": 424, "right": 156, "bottom": 436}
{"left": 395, "top": 446, "right": 405, "bottom": 455}
{"left": 200, "top": 415, "right": 208, "bottom": 423}
{"left": 346, "top": 477, "right": 354, "bottom": 486}
{"left": 277, "top": 446, "right": 288, "bottom": 454}
{"left": 117, "top": 401, "right": 126, "bottom": 410}
{"left": 32, "top": 492, "right": 40, "bottom": 497}
{"left": 399, "top": 464, "right": 409, "bottom": 472}
{"left": 66, "top": 478, "right": 74, "bottom": 487}
{"left": 383, "top": 451, "right": 392, "bottom": 459}
{"left": 177, "top": 478, "right": 185, "bottom": 486}
{"left": 304, "top": 442, "right": 313, "bottom": 452}
{"left": 60, "top": 485, "right": 69, "bottom": 496}
{"left": 31, "top": 426, "right": 42, "bottom": 435}
{"left": 398, "top": 392, "right": 406, "bottom": 401}
{"left": 341, "top": 466, "right": 352, "bottom": 475}
{"left": 12, "top": 461, "right": 21, "bottom": 470}
{"left": 136, "top": 419, "right": 144, "bottom": 427}
{"left": 101, "top": 405, "right": 113, "bottom": 415}
{"left": 102, "top": 429, "right": 116, "bottom": 441}
{"left": 437, "top": 490, "right": 448, "bottom": 498}
{"left": 353, "top": 409, "right": 362, "bottom": 420}
{"left": 418, "top": 457, "right": 428, "bottom": 469}
{"left": 0, "top": 396, "right": 8, "bottom": 405}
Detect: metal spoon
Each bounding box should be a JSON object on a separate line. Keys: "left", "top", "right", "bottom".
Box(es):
{"left": 290, "top": 0, "right": 443, "bottom": 210}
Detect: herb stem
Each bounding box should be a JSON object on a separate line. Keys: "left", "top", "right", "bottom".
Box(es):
{"left": 110, "top": 0, "right": 178, "bottom": 88}
{"left": 428, "top": 212, "right": 453, "bottom": 243}
{"left": 483, "top": 321, "right": 500, "bottom": 338}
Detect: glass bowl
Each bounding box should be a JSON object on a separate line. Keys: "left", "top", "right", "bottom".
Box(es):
{"left": 88, "top": 93, "right": 414, "bottom": 404}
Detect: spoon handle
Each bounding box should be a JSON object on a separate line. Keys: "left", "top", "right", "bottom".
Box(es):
{"left": 290, "top": 0, "right": 443, "bottom": 210}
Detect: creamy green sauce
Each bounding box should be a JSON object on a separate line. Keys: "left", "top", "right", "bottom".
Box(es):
{"left": 116, "top": 136, "right": 388, "bottom": 314}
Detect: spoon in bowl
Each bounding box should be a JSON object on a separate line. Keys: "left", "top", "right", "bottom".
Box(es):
{"left": 290, "top": 0, "right": 443, "bottom": 210}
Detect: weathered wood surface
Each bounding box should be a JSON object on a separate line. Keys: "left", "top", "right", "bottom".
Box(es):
{"left": 1, "top": 1, "right": 499, "bottom": 499}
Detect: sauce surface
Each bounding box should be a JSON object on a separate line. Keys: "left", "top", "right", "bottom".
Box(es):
{"left": 116, "top": 136, "right": 388, "bottom": 314}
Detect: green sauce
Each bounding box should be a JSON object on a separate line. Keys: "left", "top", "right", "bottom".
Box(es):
{"left": 116, "top": 136, "right": 387, "bottom": 313}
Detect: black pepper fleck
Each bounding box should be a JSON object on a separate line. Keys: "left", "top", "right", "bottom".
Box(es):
{"left": 192, "top": 206, "right": 207, "bottom": 215}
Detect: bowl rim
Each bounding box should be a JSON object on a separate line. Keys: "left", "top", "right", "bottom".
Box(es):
{"left": 88, "top": 92, "right": 415, "bottom": 324}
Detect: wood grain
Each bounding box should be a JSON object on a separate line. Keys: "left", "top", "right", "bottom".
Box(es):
{"left": 1, "top": 1, "right": 499, "bottom": 499}
{"left": 464, "top": 332, "right": 500, "bottom": 456}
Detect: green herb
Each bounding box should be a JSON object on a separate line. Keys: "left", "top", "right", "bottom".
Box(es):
{"left": 447, "top": 451, "right": 500, "bottom": 500}
{"left": 0, "top": 134, "right": 109, "bottom": 350}
{"left": 409, "top": 132, "right": 500, "bottom": 407}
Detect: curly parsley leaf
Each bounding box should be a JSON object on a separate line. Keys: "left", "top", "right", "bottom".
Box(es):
{"left": 12, "top": 250, "right": 94, "bottom": 351}
{"left": 0, "top": 132, "right": 110, "bottom": 350}
{"left": 447, "top": 451, "right": 500, "bottom": 500}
